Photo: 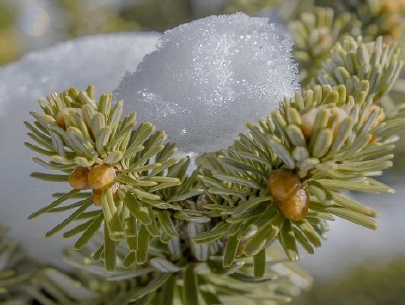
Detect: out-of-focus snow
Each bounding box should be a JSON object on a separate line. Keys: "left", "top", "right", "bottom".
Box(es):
{"left": 0, "top": 32, "right": 160, "bottom": 265}
{"left": 116, "top": 13, "right": 299, "bottom": 155}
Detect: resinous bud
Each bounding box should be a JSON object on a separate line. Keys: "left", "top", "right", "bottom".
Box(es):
{"left": 68, "top": 166, "right": 90, "bottom": 190}
{"left": 277, "top": 188, "right": 309, "bottom": 221}
{"left": 92, "top": 189, "right": 103, "bottom": 206}
{"left": 88, "top": 164, "right": 116, "bottom": 190}
{"left": 55, "top": 108, "right": 81, "bottom": 129}
{"left": 267, "top": 169, "right": 301, "bottom": 202}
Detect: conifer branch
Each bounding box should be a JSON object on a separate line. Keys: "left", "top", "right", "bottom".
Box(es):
{"left": 18, "top": 3, "right": 405, "bottom": 305}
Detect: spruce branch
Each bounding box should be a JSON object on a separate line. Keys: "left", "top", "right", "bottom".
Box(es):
{"left": 0, "top": 224, "right": 311, "bottom": 305}
{"left": 26, "top": 267, "right": 123, "bottom": 305}
{"left": 287, "top": 0, "right": 405, "bottom": 87}
{"left": 60, "top": 238, "right": 311, "bottom": 305}
{"left": 0, "top": 227, "right": 33, "bottom": 305}
{"left": 197, "top": 38, "right": 405, "bottom": 264}
{"left": 319, "top": 36, "right": 404, "bottom": 100}
{"left": 24, "top": 38, "right": 405, "bottom": 277}
{"left": 289, "top": 7, "right": 362, "bottom": 86}
{"left": 21, "top": 16, "right": 405, "bottom": 305}
{"left": 315, "top": 0, "right": 405, "bottom": 43}
{"left": 24, "top": 86, "right": 203, "bottom": 271}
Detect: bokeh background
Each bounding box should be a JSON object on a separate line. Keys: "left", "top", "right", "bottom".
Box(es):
{"left": 1, "top": 0, "right": 405, "bottom": 304}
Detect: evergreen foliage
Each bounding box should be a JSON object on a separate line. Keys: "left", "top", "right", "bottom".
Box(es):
{"left": 22, "top": 32, "right": 405, "bottom": 303}
{"left": 0, "top": 227, "right": 32, "bottom": 304}
{"left": 290, "top": 7, "right": 361, "bottom": 86}
{"left": 1, "top": 0, "right": 405, "bottom": 304}
{"left": 25, "top": 86, "right": 207, "bottom": 271}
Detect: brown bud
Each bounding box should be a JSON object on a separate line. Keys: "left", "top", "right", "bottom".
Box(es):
{"left": 92, "top": 183, "right": 119, "bottom": 206}
{"left": 315, "top": 27, "right": 333, "bottom": 49}
{"left": 68, "top": 167, "right": 90, "bottom": 190}
{"left": 92, "top": 189, "right": 103, "bottom": 206}
{"left": 56, "top": 108, "right": 80, "bottom": 129}
{"left": 267, "top": 169, "right": 301, "bottom": 202}
{"left": 277, "top": 188, "right": 309, "bottom": 221}
{"left": 301, "top": 108, "right": 319, "bottom": 140}
{"left": 330, "top": 107, "right": 349, "bottom": 121}
{"left": 330, "top": 107, "right": 349, "bottom": 138}
{"left": 88, "top": 164, "right": 116, "bottom": 190}
{"left": 301, "top": 107, "right": 350, "bottom": 139}
{"left": 368, "top": 135, "right": 378, "bottom": 145}
{"left": 236, "top": 240, "right": 247, "bottom": 258}
{"left": 366, "top": 105, "right": 385, "bottom": 127}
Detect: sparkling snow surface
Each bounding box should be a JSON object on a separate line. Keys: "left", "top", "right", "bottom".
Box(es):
{"left": 0, "top": 33, "right": 160, "bottom": 265}
{"left": 116, "top": 13, "right": 300, "bottom": 155}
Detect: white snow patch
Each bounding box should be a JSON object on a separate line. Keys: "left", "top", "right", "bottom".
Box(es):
{"left": 116, "top": 13, "right": 299, "bottom": 155}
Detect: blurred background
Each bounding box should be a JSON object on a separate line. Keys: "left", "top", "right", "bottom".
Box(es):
{"left": 0, "top": 0, "right": 405, "bottom": 304}
{"left": 0, "top": 0, "right": 228, "bottom": 66}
